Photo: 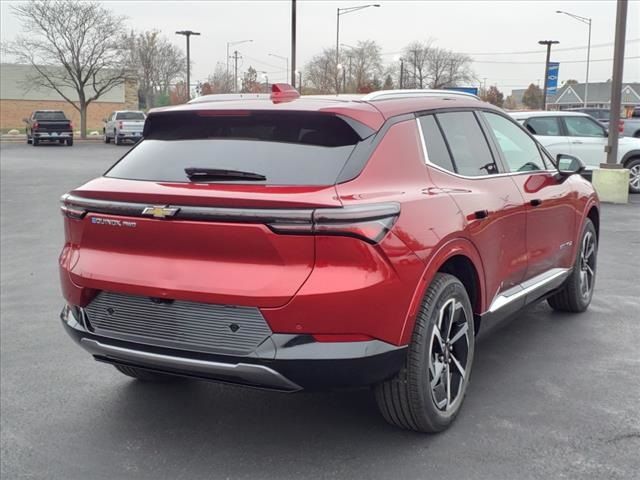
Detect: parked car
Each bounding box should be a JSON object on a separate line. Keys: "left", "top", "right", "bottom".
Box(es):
{"left": 567, "top": 107, "right": 611, "bottom": 127}
{"left": 24, "top": 110, "right": 73, "bottom": 146}
{"left": 622, "top": 107, "right": 640, "bottom": 138}
{"left": 59, "top": 86, "right": 600, "bottom": 433}
{"left": 511, "top": 111, "right": 640, "bottom": 193}
{"left": 103, "top": 110, "right": 146, "bottom": 145}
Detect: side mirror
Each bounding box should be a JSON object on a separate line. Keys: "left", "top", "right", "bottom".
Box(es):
{"left": 555, "top": 154, "right": 585, "bottom": 182}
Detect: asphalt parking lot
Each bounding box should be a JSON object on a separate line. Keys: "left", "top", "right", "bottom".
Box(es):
{"left": 1, "top": 142, "right": 639, "bottom": 480}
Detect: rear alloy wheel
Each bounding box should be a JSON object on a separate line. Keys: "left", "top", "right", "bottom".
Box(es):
{"left": 375, "top": 273, "right": 475, "bottom": 433}
{"left": 548, "top": 219, "right": 597, "bottom": 312}
{"left": 114, "top": 364, "right": 182, "bottom": 382}
{"left": 627, "top": 158, "right": 640, "bottom": 193}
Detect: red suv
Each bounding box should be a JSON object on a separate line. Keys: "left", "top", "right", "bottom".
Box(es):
{"left": 59, "top": 86, "right": 599, "bottom": 433}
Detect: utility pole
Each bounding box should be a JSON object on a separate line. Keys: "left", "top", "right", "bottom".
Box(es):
{"left": 291, "top": 0, "right": 297, "bottom": 87}
{"left": 232, "top": 50, "right": 241, "bottom": 93}
{"left": 414, "top": 50, "right": 418, "bottom": 88}
{"left": 175, "top": 30, "right": 200, "bottom": 101}
{"left": 399, "top": 58, "right": 404, "bottom": 89}
{"left": 538, "top": 40, "right": 559, "bottom": 110}
{"left": 606, "top": 0, "right": 628, "bottom": 166}
{"left": 226, "top": 40, "right": 252, "bottom": 91}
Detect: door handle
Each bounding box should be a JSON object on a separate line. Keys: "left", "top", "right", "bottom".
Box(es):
{"left": 530, "top": 199, "right": 542, "bottom": 207}
{"left": 474, "top": 209, "right": 489, "bottom": 219}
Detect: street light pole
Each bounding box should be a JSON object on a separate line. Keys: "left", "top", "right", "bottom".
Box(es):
{"left": 538, "top": 40, "right": 559, "bottom": 110}
{"left": 176, "top": 30, "right": 200, "bottom": 101}
{"left": 336, "top": 4, "right": 380, "bottom": 93}
{"left": 556, "top": 10, "right": 592, "bottom": 107}
{"left": 291, "top": 0, "right": 297, "bottom": 87}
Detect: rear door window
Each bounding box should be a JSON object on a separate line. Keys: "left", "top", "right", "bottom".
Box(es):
{"left": 524, "top": 117, "right": 562, "bottom": 136}
{"left": 435, "top": 111, "right": 499, "bottom": 176}
{"left": 106, "top": 112, "right": 365, "bottom": 186}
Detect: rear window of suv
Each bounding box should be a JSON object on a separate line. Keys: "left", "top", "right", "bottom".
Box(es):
{"left": 116, "top": 112, "right": 146, "bottom": 120}
{"left": 106, "top": 112, "right": 364, "bottom": 186}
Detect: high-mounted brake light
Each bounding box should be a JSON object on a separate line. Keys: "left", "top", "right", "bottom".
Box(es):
{"left": 270, "top": 83, "right": 300, "bottom": 103}
{"left": 269, "top": 203, "right": 400, "bottom": 244}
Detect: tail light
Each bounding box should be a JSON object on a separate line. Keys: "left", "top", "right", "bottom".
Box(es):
{"left": 70, "top": 122, "right": 74, "bottom": 130}
{"left": 60, "top": 194, "right": 87, "bottom": 219}
{"left": 118, "top": 121, "right": 123, "bottom": 129}
{"left": 618, "top": 119, "right": 624, "bottom": 133}
{"left": 269, "top": 203, "right": 400, "bottom": 244}
{"left": 33, "top": 122, "right": 39, "bottom": 129}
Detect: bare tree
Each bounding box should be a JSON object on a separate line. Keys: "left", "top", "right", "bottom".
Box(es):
{"left": 205, "top": 63, "right": 234, "bottom": 94}
{"left": 304, "top": 48, "right": 338, "bottom": 94}
{"left": 5, "top": 0, "right": 129, "bottom": 137}
{"left": 349, "top": 40, "right": 383, "bottom": 93}
{"left": 403, "top": 41, "right": 432, "bottom": 89}
{"left": 425, "top": 47, "right": 474, "bottom": 89}
{"left": 127, "top": 30, "right": 185, "bottom": 108}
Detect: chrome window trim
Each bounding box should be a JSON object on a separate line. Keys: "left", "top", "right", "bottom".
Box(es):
{"left": 415, "top": 118, "right": 557, "bottom": 180}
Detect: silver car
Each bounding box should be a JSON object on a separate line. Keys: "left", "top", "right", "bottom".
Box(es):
{"left": 103, "top": 110, "right": 146, "bottom": 145}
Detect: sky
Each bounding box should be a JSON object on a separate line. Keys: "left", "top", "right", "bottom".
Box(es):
{"left": 1, "top": 0, "right": 639, "bottom": 95}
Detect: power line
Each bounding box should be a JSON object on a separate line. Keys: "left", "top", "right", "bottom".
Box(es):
{"left": 380, "top": 38, "right": 640, "bottom": 57}
{"left": 472, "top": 55, "right": 639, "bottom": 65}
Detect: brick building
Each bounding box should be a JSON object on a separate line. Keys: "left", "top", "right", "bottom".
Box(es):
{"left": 0, "top": 64, "right": 139, "bottom": 131}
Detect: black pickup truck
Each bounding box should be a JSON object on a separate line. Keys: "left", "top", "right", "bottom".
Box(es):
{"left": 24, "top": 110, "right": 74, "bottom": 146}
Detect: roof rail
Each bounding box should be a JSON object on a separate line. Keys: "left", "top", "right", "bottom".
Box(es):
{"left": 361, "top": 89, "right": 481, "bottom": 102}
{"left": 187, "top": 93, "right": 269, "bottom": 104}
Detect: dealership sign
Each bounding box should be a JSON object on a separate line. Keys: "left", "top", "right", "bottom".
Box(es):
{"left": 546, "top": 63, "right": 560, "bottom": 95}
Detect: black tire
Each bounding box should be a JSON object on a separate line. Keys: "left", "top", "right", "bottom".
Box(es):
{"left": 66, "top": 138, "right": 73, "bottom": 146}
{"left": 26, "top": 135, "right": 31, "bottom": 144}
{"left": 375, "top": 273, "right": 475, "bottom": 433}
{"left": 59, "top": 139, "right": 65, "bottom": 144}
{"left": 114, "top": 364, "right": 180, "bottom": 382}
{"left": 104, "top": 131, "right": 110, "bottom": 143}
{"left": 626, "top": 158, "right": 640, "bottom": 194}
{"left": 548, "top": 219, "right": 597, "bottom": 312}
{"left": 32, "top": 138, "right": 39, "bottom": 146}
{"left": 114, "top": 131, "right": 120, "bottom": 145}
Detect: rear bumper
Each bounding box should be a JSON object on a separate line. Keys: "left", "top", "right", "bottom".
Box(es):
{"left": 34, "top": 131, "right": 72, "bottom": 138}
{"left": 116, "top": 131, "right": 142, "bottom": 139}
{"left": 61, "top": 305, "right": 406, "bottom": 391}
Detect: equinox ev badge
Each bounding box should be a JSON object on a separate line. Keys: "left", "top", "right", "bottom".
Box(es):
{"left": 141, "top": 206, "right": 180, "bottom": 219}
{"left": 91, "top": 217, "right": 137, "bottom": 228}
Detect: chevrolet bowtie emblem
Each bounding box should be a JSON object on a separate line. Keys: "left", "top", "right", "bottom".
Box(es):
{"left": 141, "top": 206, "right": 180, "bottom": 219}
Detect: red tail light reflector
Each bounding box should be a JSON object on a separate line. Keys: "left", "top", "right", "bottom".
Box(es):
{"left": 312, "top": 334, "right": 375, "bottom": 342}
